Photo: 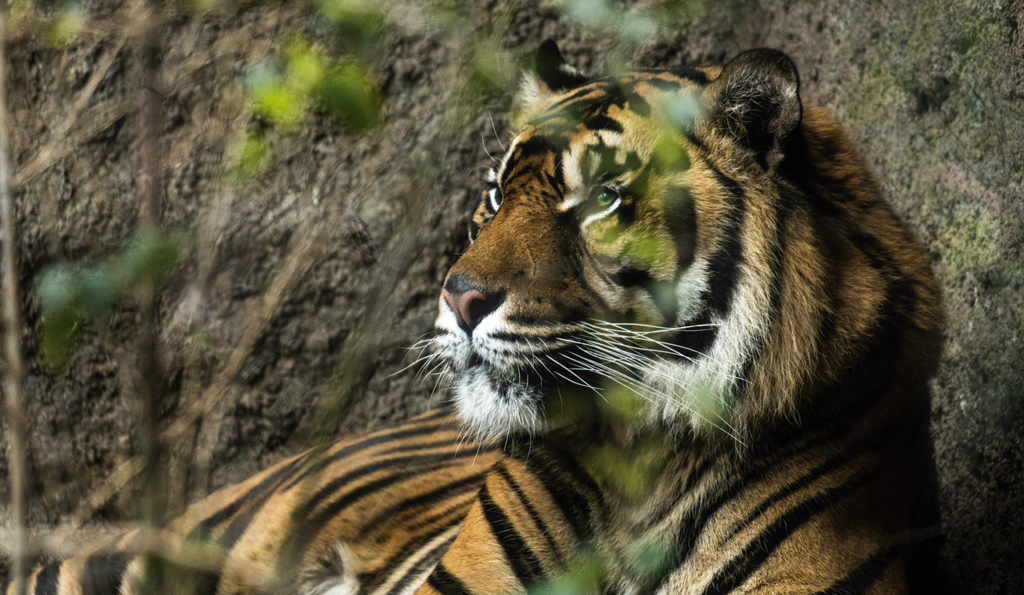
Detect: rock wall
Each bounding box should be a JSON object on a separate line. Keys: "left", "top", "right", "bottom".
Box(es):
{"left": 1, "top": 0, "right": 1020, "bottom": 592}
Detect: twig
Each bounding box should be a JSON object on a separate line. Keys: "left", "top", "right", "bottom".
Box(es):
{"left": 10, "top": 19, "right": 136, "bottom": 188}
{"left": 134, "top": 0, "right": 168, "bottom": 590}
{"left": 0, "top": 6, "right": 30, "bottom": 595}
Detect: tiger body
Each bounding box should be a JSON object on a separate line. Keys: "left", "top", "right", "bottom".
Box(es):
{"left": 4, "top": 42, "right": 941, "bottom": 595}
{"left": 6, "top": 411, "right": 500, "bottom": 595}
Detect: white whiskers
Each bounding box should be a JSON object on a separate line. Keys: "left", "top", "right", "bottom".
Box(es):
{"left": 418, "top": 318, "right": 746, "bottom": 445}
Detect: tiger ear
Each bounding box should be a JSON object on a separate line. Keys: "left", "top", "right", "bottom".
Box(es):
{"left": 515, "top": 40, "right": 589, "bottom": 125}
{"left": 701, "top": 49, "right": 802, "bottom": 163}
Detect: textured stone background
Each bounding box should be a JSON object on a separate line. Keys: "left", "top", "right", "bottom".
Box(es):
{"left": 0, "top": 0, "right": 1020, "bottom": 593}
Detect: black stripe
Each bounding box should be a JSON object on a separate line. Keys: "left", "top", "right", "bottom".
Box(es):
{"left": 33, "top": 563, "right": 61, "bottom": 595}
{"left": 381, "top": 534, "right": 460, "bottom": 595}
{"left": 493, "top": 465, "right": 566, "bottom": 566}
{"left": 307, "top": 465, "right": 441, "bottom": 531}
{"left": 358, "top": 523, "right": 464, "bottom": 594}
{"left": 281, "top": 418, "right": 454, "bottom": 492}
{"left": 376, "top": 438, "right": 486, "bottom": 457}
{"left": 673, "top": 310, "right": 717, "bottom": 359}
{"left": 477, "top": 483, "right": 545, "bottom": 583}
{"left": 642, "top": 77, "right": 684, "bottom": 91}
{"left": 284, "top": 456, "right": 479, "bottom": 594}
{"left": 584, "top": 112, "right": 624, "bottom": 133}
{"left": 303, "top": 447, "right": 500, "bottom": 540}
{"left": 714, "top": 421, "right": 890, "bottom": 546}
{"left": 181, "top": 452, "right": 313, "bottom": 595}
{"left": 285, "top": 466, "right": 454, "bottom": 591}
{"left": 813, "top": 547, "right": 896, "bottom": 595}
{"left": 501, "top": 137, "right": 556, "bottom": 188}
{"left": 303, "top": 450, "right": 484, "bottom": 515}
{"left": 354, "top": 470, "right": 491, "bottom": 540}
{"left": 186, "top": 452, "right": 311, "bottom": 543}
{"left": 701, "top": 467, "right": 880, "bottom": 595}
{"left": 426, "top": 563, "right": 472, "bottom": 595}
{"left": 661, "top": 185, "right": 696, "bottom": 271}
{"left": 520, "top": 448, "right": 599, "bottom": 544}
{"left": 670, "top": 66, "right": 709, "bottom": 84}
{"left": 649, "top": 421, "right": 888, "bottom": 594}
{"left": 81, "top": 552, "right": 132, "bottom": 595}
{"left": 703, "top": 170, "right": 745, "bottom": 318}
{"left": 543, "top": 163, "right": 566, "bottom": 195}
{"left": 613, "top": 266, "right": 679, "bottom": 322}
{"left": 722, "top": 446, "right": 881, "bottom": 544}
{"left": 638, "top": 452, "right": 721, "bottom": 533}
{"left": 403, "top": 493, "right": 478, "bottom": 535}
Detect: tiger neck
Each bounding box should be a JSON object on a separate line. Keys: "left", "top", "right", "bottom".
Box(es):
{"left": 522, "top": 422, "right": 736, "bottom": 592}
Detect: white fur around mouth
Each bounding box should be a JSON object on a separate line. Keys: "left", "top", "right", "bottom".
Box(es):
{"left": 451, "top": 364, "right": 545, "bottom": 439}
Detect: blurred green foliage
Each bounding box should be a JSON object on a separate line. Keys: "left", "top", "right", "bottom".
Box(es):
{"left": 43, "top": 3, "right": 84, "bottom": 47}
{"left": 36, "top": 231, "right": 183, "bottom": 369}
{"left": 246, "top": 36, "right": 381, "bottom": 131}
{"left": 546, "top": 0, "right": 704, "bottom": 42}
{"left": 529, "top": 551, "right": 604, "bottom": 595}
{"left": 316, "top": 0, "right": 384, "bottom": 57}
{"left": 237, "top": 0, "right": 384, "bottom": 184}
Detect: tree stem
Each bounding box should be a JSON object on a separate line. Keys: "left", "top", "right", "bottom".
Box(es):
{"left": 0, "top": 6, "right": 30, "bottom": 595}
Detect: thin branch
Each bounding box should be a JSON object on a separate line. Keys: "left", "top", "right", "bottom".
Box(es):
{"left": 0, "top": 5, "right": 30, "bottom": 595}
{"left": 10, "top": 22, "right": 136, "bottom": 188}
{"left": 135, "top": 1, "right": 169, "bottom": 591}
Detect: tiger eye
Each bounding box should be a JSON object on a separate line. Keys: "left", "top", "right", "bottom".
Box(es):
{"left": 596, "top": 189, "right": 616, "bottom": 207}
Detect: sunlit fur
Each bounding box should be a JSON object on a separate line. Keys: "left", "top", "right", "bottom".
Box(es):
{"left": 3, "top": 412, "right": 500, "bottom": 595}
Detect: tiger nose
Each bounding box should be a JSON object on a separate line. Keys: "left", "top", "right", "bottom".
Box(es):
{"left": 442, "top": 277, "right": 504, "bottom": 334}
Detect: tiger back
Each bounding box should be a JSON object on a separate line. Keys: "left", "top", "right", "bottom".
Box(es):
{"left": 5, "top": 411, "right": 498, "bottom": 595}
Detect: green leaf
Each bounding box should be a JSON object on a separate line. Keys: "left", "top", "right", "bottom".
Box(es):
{"left": 45, "top": 6, "right": 85, "bottom": 48}
{"left": 39, "top": 307, "right": 82, "bottom": 370}
{"left": 235, "top": 132, "right": 271, "bottom": 181}
{"left": 321, "top": 63, "right": 381, "bottom": 131}
{"left": 116, "top": 231, "right": 182, "bottom": 287}
{"left": 78, "top": 269, "right": 116, "bottom": 320}
{"left": 37, "top": 267, "right": 85, "bottom": 369}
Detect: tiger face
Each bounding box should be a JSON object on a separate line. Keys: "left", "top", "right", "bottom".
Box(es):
{"left": 433, "top": 42, "right": 941, "bottom": 442}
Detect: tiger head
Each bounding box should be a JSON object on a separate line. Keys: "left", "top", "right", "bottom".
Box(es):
{"left": 433, "top": 42, "right": 941, "bottom": 443}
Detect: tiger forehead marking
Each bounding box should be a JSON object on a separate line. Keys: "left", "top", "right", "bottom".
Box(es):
{"left": 499, "top": 76, "right": 706, "bottom": 210}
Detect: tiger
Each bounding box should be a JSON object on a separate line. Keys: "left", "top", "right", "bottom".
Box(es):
{"left": 3, "top": 410, "right": 501, "bottom": 595}
{"left": 3, "top": 40, "right": 942, "bottom": 595}
{"left": 416, "top": 41, "right": 944, "bottom": 595}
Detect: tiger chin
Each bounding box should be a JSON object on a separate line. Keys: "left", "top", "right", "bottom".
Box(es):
{"left": 427, "top": 40, "right": 943, "bottom": 594}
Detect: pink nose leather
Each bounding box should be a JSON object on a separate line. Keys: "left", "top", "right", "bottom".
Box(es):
{"left": 442, "top": 288, "right": 486, "bottom": 333}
